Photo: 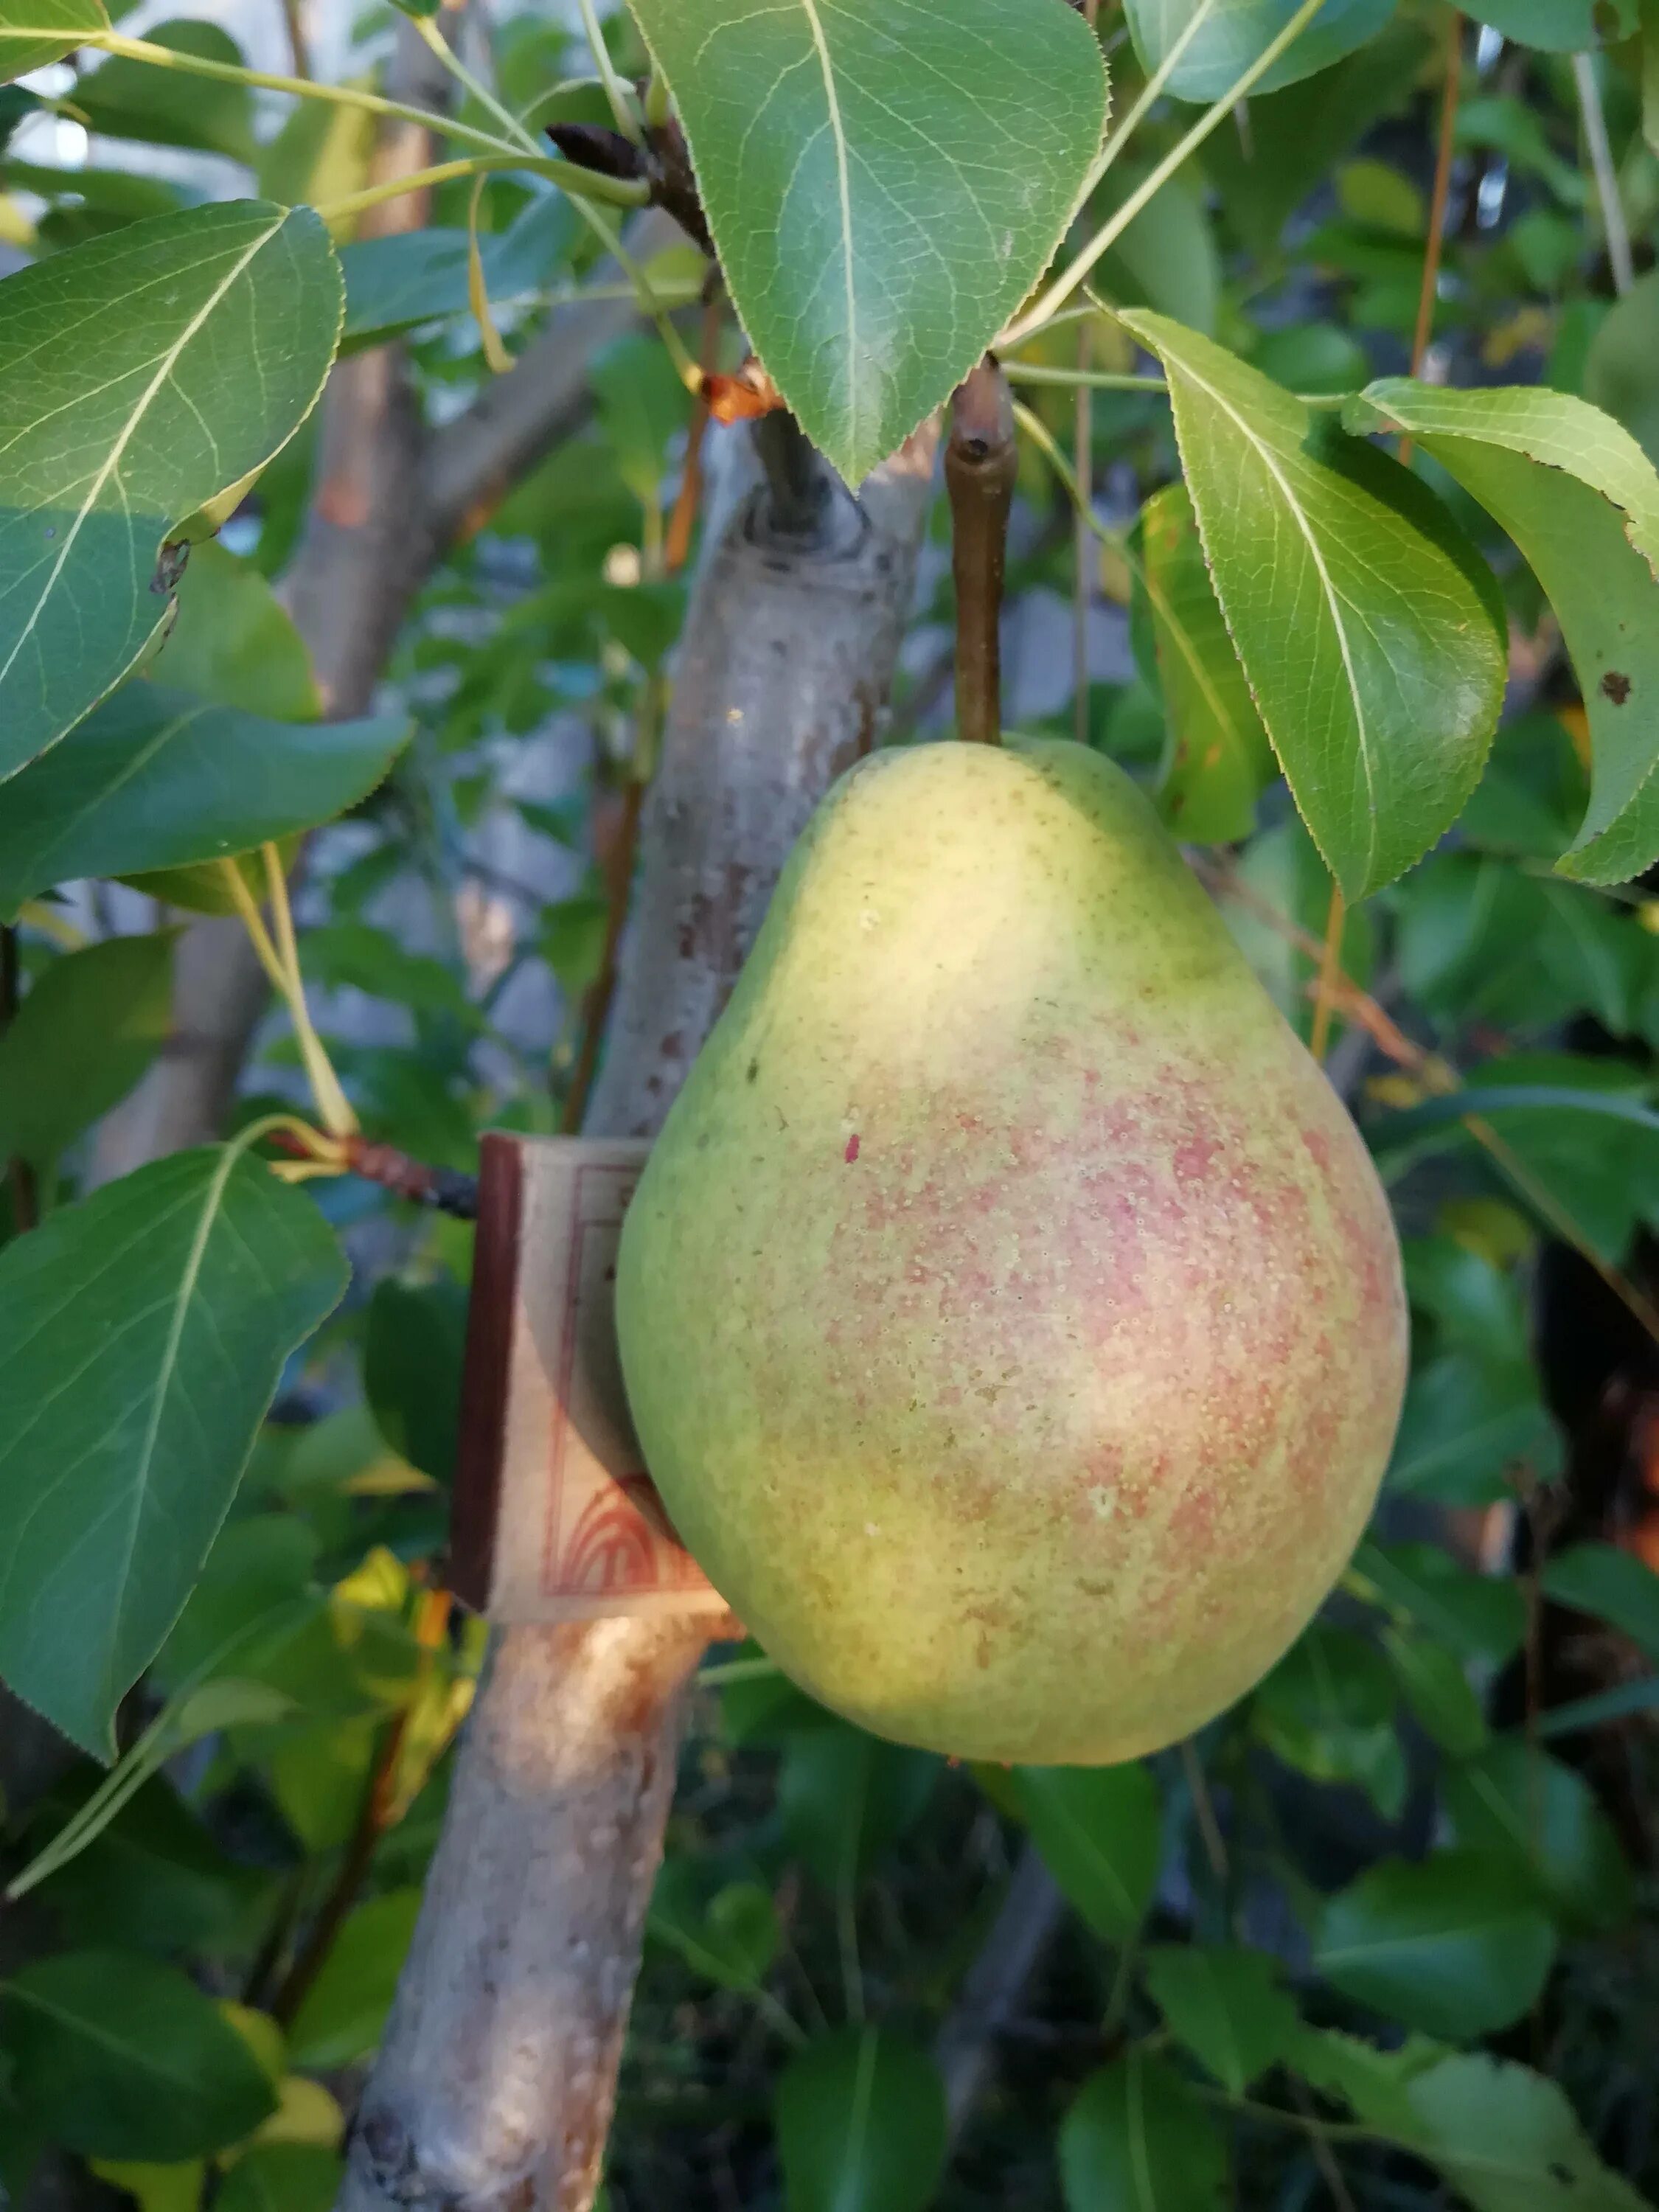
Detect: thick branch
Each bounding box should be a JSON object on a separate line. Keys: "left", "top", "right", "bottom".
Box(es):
{"left": 338, "top": 420, "right": 939, "bottom": 2212}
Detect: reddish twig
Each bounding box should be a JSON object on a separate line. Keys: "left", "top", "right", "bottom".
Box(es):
{"left": 947, "top": 358, "right": 1018, "bottom": 746}
{"left": 267, "top": 1127, "right": 479, "bottom": 1218}
{"left": 1402, "top": 8, "right": 1464, "bottom": 463}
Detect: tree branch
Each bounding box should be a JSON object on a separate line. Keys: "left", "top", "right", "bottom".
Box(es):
{"left": 338, "top": 420, "right": 940, "bottom": 2212}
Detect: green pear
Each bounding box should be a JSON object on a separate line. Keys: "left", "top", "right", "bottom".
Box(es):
{"left": 616, "top": 739, "right": 1406, "bottom": 1764}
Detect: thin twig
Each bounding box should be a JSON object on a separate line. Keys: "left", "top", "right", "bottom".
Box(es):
{"left": 947, "top": 359, "right": 1018, "bottom": 746}
{"left": 933, "top": 1843, "right": 1067, "bottom": 2146}
{"left": 560, "top": 772, "right": 648, "bottom": 1135}
{"left": 279, "top": 0, "right": 311, "bottom": 80}
{"left": 664, "top": 293, "right": 725, "bottom": 574}
{"left": 1573, "top": 50, "right": 1635, "bottom": 296}
{"left": 1401, "top": 10, "right": 1464, "bottom": 466}
{"left": 1310, "top": 883, "right": 1346, "bottom": 1063}
{"left": 1287, "top": 2078, "right": 1362, "bottom": 2212}
{"left": 1180, "top": 1737, "right": 1228, "bottom": 1883}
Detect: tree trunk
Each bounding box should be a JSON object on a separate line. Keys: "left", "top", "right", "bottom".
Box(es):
{"left": 338, "top": 425, "right": 939, "bottom": 2212}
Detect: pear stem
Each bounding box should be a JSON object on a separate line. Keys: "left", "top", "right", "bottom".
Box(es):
{"left": 947, "top": 358, "right": 1017, "bottom": 745}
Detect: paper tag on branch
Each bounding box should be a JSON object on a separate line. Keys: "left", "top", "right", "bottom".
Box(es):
{"left": 450, "top": 1134, "right": 727, "bottom": 1622}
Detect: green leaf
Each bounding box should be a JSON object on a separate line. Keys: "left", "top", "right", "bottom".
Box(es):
{"left": 778, "top": 1721, "right": 939, "bottom": 1889}
{"left": 1385, "top": 1353, "right": 1557, "bottom": 1507}
{"left": 1314, "top": 1851, "right": 1557, "bottom": 2037}
{"left": 338, "top": 195, "right": 576, "bottom": 354}
{"left": 1324, "top": 2046, "right": 1652, "bottom": 2212}
{"left": 0, "top": 0, "right": 106, "bottom": 83}
{"left": 1466, "top": 0, "right": 1637, "bottom": 49}
{"left": 1354, "top": 1540, "right": 1527, "bottom": 1663}
{"left": 1442, "top": 1739, "right": 1632, "bottom": 1932}
{"left": 1347, "top": 380, "right": 1659, "bottom": 883}
{"left": 649, "top": 1863, "right": 780, "bottom": 1990}
{"left": 0, "top": 1146, "right": 347, "bottom": 1756}
{"left": 1138, "top": 479, "right": 1273, "bottom": 844}
{"left": 625, "top": 0, "right": 1107, "bottom": 485}
{"left": 1119, "top": 311, "right": 1506, "bottom": 897}
{"left": 1251, "top": 1624, "right": 1405, "bottom": 1816}
{"left": 364, "top": 1277, "right": 467, "bottom": 1484}
{"left": 1127, "top": 0, "right": 1394, "bottom": 101}
{"left": 0, "top": 933, "right": 173, "bottom": 1170}
{"left": 76, "top": 20, "right": 255, "bottom": 164}
{"left": 1143, "top": 1946, "right": 1301, "bottom": 2094}
{"left": 216, "top": 2146, "right": 343, "bottom": 2212}
{"left": 1009, "top": 1762, "right": 1162, "bottom": 1944}
{"left": 1289, "top": 2023, "right": 1445, "bottom": 2135}
{"left": 1058, "top": 2048, "right": 1228, "bottom": 2211}
{"left": 27, "top": 1775, "right": 265, "bottom": 1958}
{"left": 1382, "top": 1627, "right": 1488, "bottom": 1756}
{"left": 153, "top": 540, "right": 321, "bottom": 720}
{"left": 1543, "top": 1543, "right": 1659, "bottom": 1661}
{"left": 285, "top": 1888, "right": 422, "bottom": 2069}
{"left": 0, "top": 202, "right": 342, "bottom": 780}
{"left": 775, "top": 2026, "right": 947, "bottom": 2212}
{"left": 0, "top": 685, "right": 407, "bottom": 922}
{"left": 153, "top": 1512, "right": 319, "bottom": 1691}
{"left": 1585, "top": 270, "right": 1659, "bottom": 474}
{"left": 1200, "top": 20, "right": 1430, "bottom": 254}
{"left": 0, "top": 1950, "right": 276, "bottom": 2159}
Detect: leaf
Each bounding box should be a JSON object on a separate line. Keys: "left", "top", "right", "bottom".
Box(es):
{"left": 0, "top": 1950, "right": 276, "bottom": 2159}
{"left": 0, "top": 933, "right": 173, "bottom": 1170}
{"left": 1119, "top": 310, "right": 1506, "bottom": 897}
{"left": 1143, "top": 1946, "right": 1301, "bottom": 2094}
{"left": 153, "top": 1512, "right": 320, "bottom": 1691}
{"left": 1385, "top": 1353, "right": 1557, "bottom": 1507}
{"left": 216, "top": 2146, "right": 342, "bottom": 2212}
{"left": 1466, "top": 0, "right": 1638, "bottom": 49}
{"left": 1289, "top": 2023, "right": 1446, "bottom": 2136}
{"left": 778, "top": 1721, "right": 939, "bottom": 1889}
{"left": 1324, "top": 2046, "right": 1652, "bottom": 2212}
{"left": 1348, "top": 380, "right": 1659, "bottom": 883}
{"left": 0, "top": 202, "right": 342, "bottom": 780}
{"left": 1201, "top": 19, "right": 1430, "bottom": 254}
{"left": 364, "top": 1277, "right": 467, "bottom": 1484}
{"left": 1058, "top": 2049, "right": 1228, "bottom": 2212}
{"left": 1251, "top": 1624, "right": 1405, "bottom": 1816}
{"left": 1585, "top": 270, "right": 1659, "bottom": 473}
{"left": 775, "top": 2026, "right": 947, "bottom": 2212}
{"left": 625, "top": 0, "right": 1108, "bottom": 485}
{"left": 1009, "top": 1762, "right": 1162, "bottom": 1944}
{"left": 1442, "top": 1739, "right": 1632, "bottom": 1932}
{"left": 152, "top": 540, "right": 321, "bottom": 720}
{"left": 0, "top": 0, "right": 105, "bottom": 83}
{"left": 338, "top": 195, "right": 576, "bottom": 354}
{"left": 0, "top": 1147, "right": 347, "bottom": 1756}
{"left": 1543, "top": 1543, "right": 1659, "bottom": 1662}
{"left": 1382, "top": 1627, "right": 1488, "bottom": 1756}
{"left": 1127, "top": 0, "right": 1394, "bottom": 102}
{"left": 27, "top": 1775, "right": 264, "bottom": 1957}
{"left": 649, "top": 1863, "right": 780, "bottom": 1990}
{"left": 1314, "top": 1851, "right": 1557, "bottom": 2037}
{"left": 285, "top": 1889, "right": 422, "bottom": 2069}
{"left": 1355, "top": 1540, "right": 1527, "bottom": 1663}
{"left": 76, "top": 19, "right": 255, "bottom": 164}
{"left": 1138, "top": 480, "right": 1274, "bottom": 843}
{"left": 0, "top": 684, "right": 407, "bottom": 922}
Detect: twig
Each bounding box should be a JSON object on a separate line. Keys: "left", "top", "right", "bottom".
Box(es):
{"left": 1287, "top": 2077, "right": 1361, "bottom": 2212}
{"left": 0, "top": 927, "right": 38, "bottom": 1234}
{"left": 279, "top": 0, "right": 311, "bottom": 80}
{"left": 1401, "top": 10, "right": 1464, "bottom": 466}
{"left": 947, "top": 358, "right": 1018, "bottom": 746}
{"left": 1074, "top": 0, "right": 1102, "bottom": 744}
{"left": 560, "top": 772, "right": 647, "bottom": 1136}
{"left": 664, "top": 292, "right": 725, "bottom": 575}
{"left": 1310, "top": 883, "right": 1346, "bottom": 1063}
{"left": 270, "top": 1587, "right": 454, "bottom": 2030}
{"left": 1573, "top": 50, "right": 1635, "bottom": 296}
{"left": 1180, "top": 1737, "right": 1228, "bottom": 1883}
{"left": 933, "top": 1844, "right": 1067, "bottom": 2146}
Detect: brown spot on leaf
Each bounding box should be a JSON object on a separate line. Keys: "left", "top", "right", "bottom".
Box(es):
{"left": 1602, "top": 670, "right": 1632, "bottom": 706}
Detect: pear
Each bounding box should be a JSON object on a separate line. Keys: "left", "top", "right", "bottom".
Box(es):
{"left": 616, "top": 739, "right": 1406, "bottom": 1765}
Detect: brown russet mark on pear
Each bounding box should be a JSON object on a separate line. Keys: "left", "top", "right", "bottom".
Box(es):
{"left": 616, "top": 739, "right": 1406, "bottom": 1766}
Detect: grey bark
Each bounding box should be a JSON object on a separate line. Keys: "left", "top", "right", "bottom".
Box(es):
{"left": 338, "top": 423, "right": 940, "bottom": 2212}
